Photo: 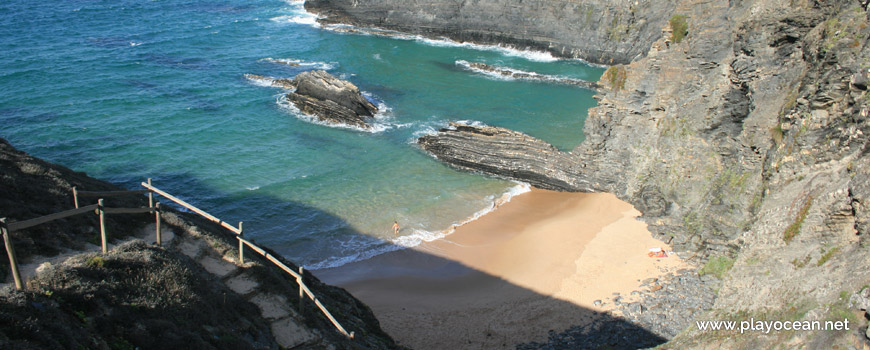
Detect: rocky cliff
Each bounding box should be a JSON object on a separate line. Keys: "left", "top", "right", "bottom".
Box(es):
{"left": 376, "top": 0, "right": 870, "bottom": 347}
{"left": 305, "top": 0, "right": 678, "bottom": 65}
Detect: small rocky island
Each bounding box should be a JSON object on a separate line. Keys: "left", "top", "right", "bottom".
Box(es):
{"left": 286, "top": 70, "right": 379, "bottom": 129}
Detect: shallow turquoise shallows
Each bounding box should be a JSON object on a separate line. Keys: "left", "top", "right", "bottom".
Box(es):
{"left": 0, "top": 0, "right": 603, "bottom": 268}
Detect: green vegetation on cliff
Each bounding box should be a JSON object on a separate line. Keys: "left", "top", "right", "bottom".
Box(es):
{"left": 669, "top": 14, "right": 688, "bottom": 43}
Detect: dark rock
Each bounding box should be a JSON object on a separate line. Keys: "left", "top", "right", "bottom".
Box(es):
{"left": 852, "top": 71, "right": 869, "bottom": 90}
{"left": 286, "top": 70, "right": 378, "bottom": 129}
{"left": 417, "top": 122, "right": 607, "bottom": 192}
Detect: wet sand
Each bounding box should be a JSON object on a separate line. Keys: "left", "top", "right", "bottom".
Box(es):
{"left": 316, "top": 189, "right": 685, "bottom": 349}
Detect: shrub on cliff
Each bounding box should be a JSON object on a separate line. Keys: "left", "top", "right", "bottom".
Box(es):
{"left": 670, "top": 15, "right": 689, "bottom": 43}
{"left": 604, "top": 66, "right": 627, "bottom": 91}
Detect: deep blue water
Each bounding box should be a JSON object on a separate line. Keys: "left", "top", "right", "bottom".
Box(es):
{"left": 0, "top": 0, "right": 603, "bottom": 268}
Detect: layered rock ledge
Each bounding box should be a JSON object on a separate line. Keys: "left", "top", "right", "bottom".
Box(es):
{"left": 286, "top": 70, "right": 378, "bottom": 129}
{"left": 418, "top": 122, "right": 607, "bottom": 192}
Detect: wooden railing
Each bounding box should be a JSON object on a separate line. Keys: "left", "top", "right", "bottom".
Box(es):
{"left": 2, "top": 189, "right": 160, "bottom": 290}
{"left": 139, "top": 180, "right": 354, "bottom": 339}
{"left": 2, "top": 179, "right": 353, "bottom": 339}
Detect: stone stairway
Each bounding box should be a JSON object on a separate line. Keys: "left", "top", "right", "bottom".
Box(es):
{"left": 147, "top": 220, "right": 324, "bottom": 349}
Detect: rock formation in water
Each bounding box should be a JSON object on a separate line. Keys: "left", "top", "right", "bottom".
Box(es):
{"left": 286, "top": 70, "right": 378, "bottom": 129}
{"left": 305, "top": 0, "right": 678, "bottom": 65}
{"left": 244, "top": 73, "right": 298, "bottom": 89}
{"left": 419, "top": 122, "right": 608, "bottom": 192}
{"left": 461, "top": 61, "right": 600, "bottom": 89}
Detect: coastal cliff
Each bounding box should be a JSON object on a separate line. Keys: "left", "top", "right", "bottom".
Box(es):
{"left": 316, "top": 0, "right": 870, "bottom": 347}
{"left": 304, "top": 0, "right": 677, "bottom": 65}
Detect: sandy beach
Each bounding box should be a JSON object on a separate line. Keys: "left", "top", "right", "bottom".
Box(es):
{"left": 316, "top": 189, "right": 685, "bottom": 349}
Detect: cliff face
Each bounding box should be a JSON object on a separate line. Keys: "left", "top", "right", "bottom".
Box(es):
{"left": 387, "top": 0, "right": 870, "bottom": 346}
{"left": 305, "top": 0, "right": 677, "bottom": 65}
{"left": 585, "top": 1, "right": 870, "bottom": 346}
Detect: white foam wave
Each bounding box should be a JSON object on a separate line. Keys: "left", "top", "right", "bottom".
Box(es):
{"left": 260, "top": 57, "right": 335, "bottom": 70}
{"left": 305, "top": 243, "right": 405, "bottom": 270}
{"left": 246, "top": 186, "right": 260, "bottom": 191}
{"left": 270, "top": 14, "right": 320, "bottom": 27}
{"left": 456, "top": 60, "right": 596, "bottom": 87}
{"left": 319, "top": 24, "right": 561, "bottom": 62}
{"left": 271, "top": 0, "right": 321, "bottom": 27}
{"left": 307, "top": 182, "right": 532, "bottom": 270}
{"left": 455, "top": 60, "right": 512, "bottom": 81}
{"left": 276, "top": 94, "right": 393, "bottom": 133}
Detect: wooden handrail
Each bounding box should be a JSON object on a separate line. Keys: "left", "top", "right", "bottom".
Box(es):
{"left": 237, "top": 235, "right": 353, "bottom": 339}
{"left": 3, "top": 197, "right": 160, "bottom": 290}
{"left": 6, "top": 204, "right": 99, "bottom": 232}
{"left": 140, "top": 182, "right": 242, "bottom": 235}
{"left": 75, "top": 189, "right": 151, "bottom": 197}
{"left": 103, "top": 207, "right": 156, "bottom": 215}
{"left": 6, "top": 180, "right": 355, "bottom": 340}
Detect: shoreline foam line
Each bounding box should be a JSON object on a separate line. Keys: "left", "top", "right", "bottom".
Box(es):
{"left": 307, "top": 182, "right": 532, "bottom": 270}
{"left": 292, "top": 3, "right": 597, "bottom": 64}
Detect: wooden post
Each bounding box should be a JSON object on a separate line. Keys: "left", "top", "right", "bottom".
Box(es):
{"left": 98, "top": 199, "right": 107, "bottom": 254}
{"left": 1, "top": 218, "right": 23, "bottom": 290}
{"left": 238, "top": 222, "right": 244, "bottom": 264}
{"left": 298, "top": 266, "right": 305, "bottom": 310}
{"left": 147, "top": 178, "right": 153, "bottom": 208}
{"left": 155, "top": 202, "right": 162, "bottom": 246}
{"left": 73, "top": 186, "right": 79, "bottom": 209}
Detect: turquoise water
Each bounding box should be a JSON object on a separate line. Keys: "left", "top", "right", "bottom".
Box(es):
{"left": 0, "top": 0, "right": 603, "bottom": 268}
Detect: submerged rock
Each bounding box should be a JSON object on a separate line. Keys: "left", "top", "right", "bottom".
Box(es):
{"left": 244, "top": 73, "right": 297, "bottom": 89}
{"left": 463, "top": 61, "right": 600, "bottom": 89}
{"left": 286, "top": 70, "right": 378, "bottom": 129}
{"left": 418, "top": 122, "right": 607, "bottom": 192}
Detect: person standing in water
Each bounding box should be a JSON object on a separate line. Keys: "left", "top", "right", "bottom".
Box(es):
{"left": 392, "top": 221, "right": 400, "bottom": 236}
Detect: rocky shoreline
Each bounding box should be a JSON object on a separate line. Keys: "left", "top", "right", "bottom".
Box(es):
{"left": 305, "top": 0, "right": 678, "bottom": 65}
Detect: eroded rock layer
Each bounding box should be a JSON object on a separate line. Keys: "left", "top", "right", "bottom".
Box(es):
{"left": 418, "top": 123, "right": 607, "bottom": 192}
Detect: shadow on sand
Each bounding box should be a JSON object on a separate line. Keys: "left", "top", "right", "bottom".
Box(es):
{"left": 1, "top": 154, "right": 667, "bottom": 349}
{"left": 124, "top": 173, "right": 668, "bottom": 350}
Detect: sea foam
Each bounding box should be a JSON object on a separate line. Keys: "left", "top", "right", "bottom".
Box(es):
{"left": 260, "top": 57, "right": 336, "bottom": 70}
{"left": 306, "top": 182, "right": 532, "bottom": 270}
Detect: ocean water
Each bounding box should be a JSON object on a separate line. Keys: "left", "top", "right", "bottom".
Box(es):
{"left": 0, "top": 0, "right": 603, "bottom": 269}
